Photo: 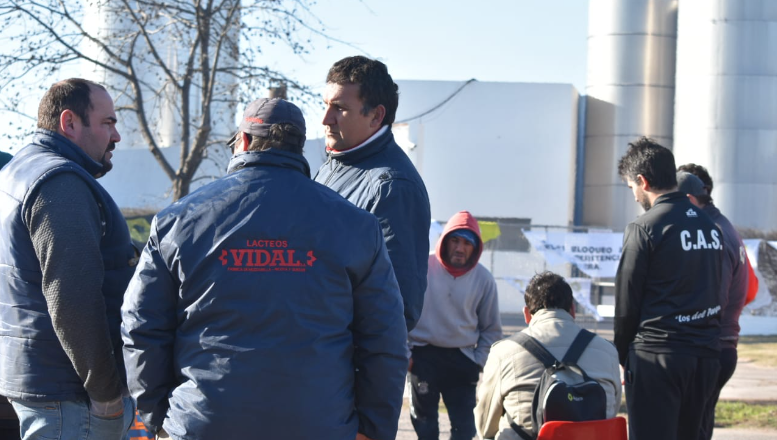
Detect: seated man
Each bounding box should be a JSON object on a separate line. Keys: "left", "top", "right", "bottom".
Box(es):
{"left": 474, "top": 272, "right": 621, "bottom": 440}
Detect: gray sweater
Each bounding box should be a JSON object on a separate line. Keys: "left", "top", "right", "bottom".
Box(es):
{"left": 25, "top": 173, "right": 124, "bottom": 412}
{"left": 409, "top": 254, "right": 502, "bottom": 367}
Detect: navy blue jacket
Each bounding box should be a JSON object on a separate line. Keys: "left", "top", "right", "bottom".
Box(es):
{"left": 122, "top": 149, "right": 408, "bottom": 440}
{"left": 315, "top": 128, "right": 431, "bottom": 331}
{"left": 0, "top": 130, "right": 136, "bottom": 400}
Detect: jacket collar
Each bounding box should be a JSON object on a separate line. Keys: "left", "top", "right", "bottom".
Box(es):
{"left": 528, "top": 309, "right": 574, "bottom": 327}
{"left": 227, "top": 148, "right": 311, "bottom": 178}
{"left": 327, "top": 127, "right": 393, "bottom": 165}
{"left": 32, "top": 129, "right": 106, "bottom": 177}
{"left": 653, "top": 191, "right": 686, "bottom": 206}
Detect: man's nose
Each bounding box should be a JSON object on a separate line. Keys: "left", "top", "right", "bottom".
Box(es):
{"left": 322, "top": 107, "right": 335, "bottom": 126}
{"left": 112, "top": 127, "right": 121, "bottom": 143}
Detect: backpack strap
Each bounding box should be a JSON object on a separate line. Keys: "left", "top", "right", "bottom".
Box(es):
{"left": 505, "top": 411, "right": 535, "bottom": 440}
{"left": 512, "top": 332, "right": 558, "bottom": 369}
{"left": 561, "top": 329, "right": 595, "bottom": 364}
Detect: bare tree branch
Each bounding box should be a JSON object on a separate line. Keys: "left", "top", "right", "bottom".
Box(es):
{"left": 0, "top": 0, "right": 356, "bottom": 200}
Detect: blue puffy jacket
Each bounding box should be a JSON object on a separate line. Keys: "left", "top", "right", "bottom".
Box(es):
{"left": 122, "top": 149, "right": 408, "bottom": 440}
{"left": 315, "top": 128, "right": 431, "bottom": 331}
{"left": 0, "top": 130, "right": 135, "bottom": 401}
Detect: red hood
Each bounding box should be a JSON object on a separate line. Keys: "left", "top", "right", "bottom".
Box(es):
{"left": 436, "top": 211, "right": 483, "bottom": 277}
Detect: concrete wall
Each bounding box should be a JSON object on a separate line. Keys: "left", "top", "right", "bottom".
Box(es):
{"left": 394, "top": 79, "right": 579, "bottom": 226}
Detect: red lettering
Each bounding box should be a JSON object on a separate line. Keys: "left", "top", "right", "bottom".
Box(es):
{"left": 271, "top": 249, "right": 287, "bottom": 266}
{"left": 286, "top": 250, "right": 305, "bottom": 266}
{"left": 255, "top": 250, "right": 271, "bottom": 266}
{"left": 230, "top": 249, "right": 249, "bottom": 266}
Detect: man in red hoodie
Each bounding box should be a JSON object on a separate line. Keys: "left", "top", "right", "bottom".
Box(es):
{"left": 408, "top": 211, "right": 503, "bottom": 440}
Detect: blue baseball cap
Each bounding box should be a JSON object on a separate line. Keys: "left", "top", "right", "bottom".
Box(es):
{"left": 448, "top": 229, "right": 477, "bottom": 246}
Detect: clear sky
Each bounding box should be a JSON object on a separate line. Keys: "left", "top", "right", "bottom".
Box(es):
{"left": 0, "top": 0, "right": 590, "bottom": 151}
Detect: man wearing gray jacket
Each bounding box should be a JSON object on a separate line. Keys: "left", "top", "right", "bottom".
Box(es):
{"left": 409, "top": 210, "right": 502, "bottom": 440}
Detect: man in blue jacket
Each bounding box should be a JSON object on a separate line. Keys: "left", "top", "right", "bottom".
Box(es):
{"left": 0, "top": 78, "right": 136, "bottom": 439}
{"left": 315, "top": 56, "right": 431, "bottom": 331}
{"left": 122, "top": 98, "right": 409, "bottom": 440}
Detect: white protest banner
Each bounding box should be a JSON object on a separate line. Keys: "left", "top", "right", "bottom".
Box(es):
{"left": 563, "top": 233, "right": 623, "bottom": 278}
{"left": 499, "top": 276, "right": 601, "bottom": 321}
{"left": 567, "top": 277, "right": 601, "bottom": 321}
{"left": 743, "top": 239, "right": 762, "bottom": 268}
{"left": 522, "top": 230, "right": 573, "bottom": 266}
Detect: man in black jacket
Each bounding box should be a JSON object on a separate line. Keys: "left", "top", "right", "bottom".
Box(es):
{"left": 615, "top": 137, "right": 722, "bottom": 440}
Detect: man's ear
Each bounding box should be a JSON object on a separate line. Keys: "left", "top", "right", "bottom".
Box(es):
{"left": 637, "top": 174, "right": 651, "bottom": 191}
{"left": 370, "top": 104, "right": 386, "bottom": 128}
{"left": 59, "top": 110, "right": 79, "bottom": 139}
{"left": 523, "top": 306, "right": 532, "bottom": 325}
{"left": 235, "top": 132, "right": 251, "bottom": 153}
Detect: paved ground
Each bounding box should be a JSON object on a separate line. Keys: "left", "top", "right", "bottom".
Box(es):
{"left": 396, "top": 315, "right": 777, "bottom": 439}
{"left": 396, "top": 404, "right": 777, "bottom": 440}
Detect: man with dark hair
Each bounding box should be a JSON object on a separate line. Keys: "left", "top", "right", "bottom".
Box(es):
{"left": 315, "top": 55, "right": 431, "bottom": 332}
{"left": 408, "top": 211, "right": 502, "bottom": 440}
{"left": 475, "top": 272, "right": 621, "bottom": 440}
{"left": 0, "top": 78, "right": 136, "bottom": 439}
{"left": 676, "top": 168, "right": 751, "bottom": 440}
{"left": 122, "top": 98, "right": 408, "bottom": 440}
{"left": 615, "top": 137, "right": 722, "bottom": 440}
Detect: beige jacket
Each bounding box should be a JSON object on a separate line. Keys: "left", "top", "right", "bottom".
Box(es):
{"left": 474, "top": 309, "right": 622, "bottom": 440}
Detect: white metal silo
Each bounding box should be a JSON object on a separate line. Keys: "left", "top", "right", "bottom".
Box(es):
{"left": 80, "top": 1, "right": 237, "bottom": 207}
{"left": 583, "top": 0, "right": 679, "bottom": 230}
{"left": 673, "top": 0, "right": 777, "bottom": 230}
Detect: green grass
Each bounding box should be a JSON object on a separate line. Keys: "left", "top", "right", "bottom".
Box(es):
{"left": 125, "top": 216, "right": 152, "bottom": 245}
{"left": 714, "top": 400, "right": 777, "bottom": 430}
{"left": 737, "top": 335, "right": 777, "bottom": 368}
{"left": 617, "top": 397, "right": 777, "bottom": 430}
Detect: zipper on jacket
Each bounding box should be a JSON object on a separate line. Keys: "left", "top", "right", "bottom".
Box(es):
{"left": 322, "top": 154, "right": 343, "bottom": 187}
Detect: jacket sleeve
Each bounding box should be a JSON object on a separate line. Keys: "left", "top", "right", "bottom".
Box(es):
{"left": 121, "top": 217, "right": 178, "bottom": 434}
{"left": 474, "top": 275, "right": 503, "bottom": 367}
{"left": 25, "top": 174, "right": 124, "bottom": 405}
{"left": 371, "top": 177, "right": 431, "bottom": 331}
{"left": 352, "top": 223, "right": 409, "bottom": 440}
{"left": 614, "top": 222, "right": 650, "bottom": 366}
{"left": 475, "top": 346, "right": 506, "bottom": 440}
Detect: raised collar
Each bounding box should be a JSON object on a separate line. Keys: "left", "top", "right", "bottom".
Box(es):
{"left": 653, "top": 191, "right": 686, "bottom": 206}
{"left": 528, "top": 309, "right": 575, "bottom": 327}
{"left": 32, "top": 129, "right": 106, "bottom": 177}
{"left": 227, "top": 148, "right": 311, "bottom": 178}
{"left": 327, "top": 127, "right": 393, "bottom": 164}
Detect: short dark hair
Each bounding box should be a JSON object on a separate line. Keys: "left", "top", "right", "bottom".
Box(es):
{"left": 247, "top": 123, "right": 305, "bottom": 154}
{"left": 326, "top": 56, "right": 399, "bottom": 126}
{"left": 617, "top": 137, "right": 677, "bottom": 190}
{"left": 678, "top": 163, "right": 714, "bottom": 204}
{"left": 38, "top": 78, "right": 105, "bottom": 131}
{"left": 524, "top": 271, "right": 574, "bottom": 315}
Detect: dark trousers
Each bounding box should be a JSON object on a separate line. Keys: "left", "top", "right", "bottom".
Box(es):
{"left": 625, "top": 349, "right": 720, "bottom": 440}
{"left": 410, "top": 345, "right": 480, "bottom": 440}
{"left": 699, "top": 347, "right": 738, "bottom": 440}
